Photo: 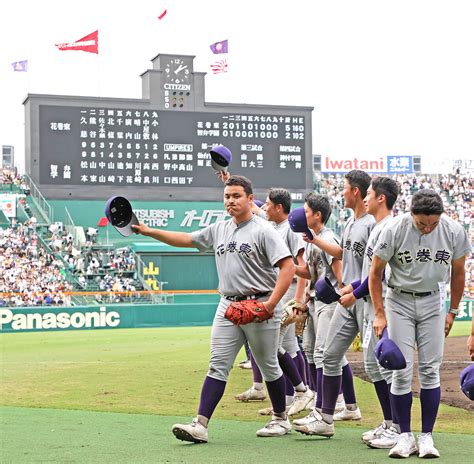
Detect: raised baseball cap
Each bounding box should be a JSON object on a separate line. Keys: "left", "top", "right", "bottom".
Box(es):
{"left": 104, "top": 196, "right": 139, "bottom": 237}
{"left": 254, "top": 199, "right": 264, "bottom": 208}
{"left": 288, "top": 206, "right": 314, "bottom": 240}
{"left": 460, "top": 364, "right": 474, "bottom": 400}
{"left": 314, "top": 276, "right": 340, "bottom": 304}
{"left": 374, "top": 328, "right": 407, "bottom": 370}
{"left": 210, "top": 144, "right": 232, "bottom": 172}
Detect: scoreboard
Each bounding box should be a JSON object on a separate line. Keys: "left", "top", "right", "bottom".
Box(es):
{"left": 25, "top": 54, "right": 313, "bottom": 201}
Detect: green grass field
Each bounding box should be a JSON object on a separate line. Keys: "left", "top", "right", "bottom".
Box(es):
{"left": 1, "top": 323, "right": 473, "bottom": 463}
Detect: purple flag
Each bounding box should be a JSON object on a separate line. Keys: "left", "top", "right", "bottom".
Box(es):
{"left": 210, "top": 40, "right": 228, "bottom": 54}
{"left": 12, "top": 60, "right": 28, "bottom": 72}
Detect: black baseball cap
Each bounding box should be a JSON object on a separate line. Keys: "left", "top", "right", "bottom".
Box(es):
{"left": 104, "top": 196, "right": 139, "bottom": 237}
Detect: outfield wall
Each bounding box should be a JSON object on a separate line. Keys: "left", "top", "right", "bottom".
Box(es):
{"left": 0, "top": 297, "right": 472, "bottom": 333}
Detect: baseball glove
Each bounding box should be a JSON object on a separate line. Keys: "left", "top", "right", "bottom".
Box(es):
{"left": 281, "top": 299, "right": 308, "bottom": 328}
{"left": 352, "top": 333, "right": 362, "bottom": 352}
{"left": 294, "top": 311, "right": 308, "bottom": 337}
{"left": 224, "top": 300, "right": 273, "bottom": 325}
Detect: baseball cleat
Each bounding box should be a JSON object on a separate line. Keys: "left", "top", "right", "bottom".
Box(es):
{"left": 334, "top": 395, "right": 346, "bottom": 414}
{"left": 238, "top": 359, "right": 252, "bottom": 369}
{"left": 305, "top": 392, "right": 316, "bottom": 410}
{"left": 388, "top": 432, "right": 418, "bottom": 458}
{"left": 418, "top": 433, "right": 440, "bottom": 458}
{"left": 288, "top": 389, "right": 314, "bottom": 416}
{"left": 256, "top": 415, "right": 292, "bottom": 437}
{"left": 367, "top": 426, "right": 400, "bottom": 449}
{"left": 293, "top": 409, "right": 322, "bottom": 426}
{"left": 172, "top": 418, "right": 208, "bottom": 444}
{"left": 362, "top": 422, "right": 388, "bottom": 443}
{"left": 294, "top": 417, "right": 335, "bottom": 437}
{"left": 258, "top": 406, "right": 289, "bottom": 416}
{"left": 333, "top": 406, "right": 362, "bottom": 421}
{"left": 234, "top": 386, "right": 266, "bottom": 402}
{"left": 258, "top": 406, "right": 274, "bottom": 415}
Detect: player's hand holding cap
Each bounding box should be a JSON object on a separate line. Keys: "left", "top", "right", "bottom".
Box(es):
{"left": 460, "top": 364, "right": 474, "bottom": 400}
{"left": 104, "top": 196, "right": 139, "bottom": 237}
{"left": 314, "top": 276, "right": 340, "bottom": 304}
{"left": 210, "top": 144, "right": 232, "bottom": 173}
{"left": 374, "top": 328, "right": 407, "bottom": 370}
{"left": 288, "top": 206, "right": 314, "bottom": 240}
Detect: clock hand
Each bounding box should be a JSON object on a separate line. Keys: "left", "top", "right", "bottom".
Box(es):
{"left": 174, "top": 64, "right": 188, "bottom": 74}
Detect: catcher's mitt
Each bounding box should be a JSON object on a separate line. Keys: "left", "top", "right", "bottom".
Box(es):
{"left": 281, "top": 299, "right": 308, "bottom": 328}
{"left": 224, "top": 300, "right": 273, "bottom": 326}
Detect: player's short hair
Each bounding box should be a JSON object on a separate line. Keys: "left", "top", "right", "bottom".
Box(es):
{"left": 268, "top": 188, "right": 292, "bottom": 214}
{"left": 371, "top": 176, "right": 400, "bottom": 210}
{"left": 410, "top": 189, "right": 444, "bottom": 215}
{"left": 304, "top": 192, "right": 332, "bottom": 224}
{"left": 345, "top": 170, "right": 372, "bottom": 199}
{"left": 225, "top": 175, "right": 253, "bottom": 196}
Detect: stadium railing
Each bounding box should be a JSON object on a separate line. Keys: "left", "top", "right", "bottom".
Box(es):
{"left": 23, "top": 174, "right": 53, "bottom": 224}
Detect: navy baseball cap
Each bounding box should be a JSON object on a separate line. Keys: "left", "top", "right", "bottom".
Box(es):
{"left": 288, "top": 207, "right": 314, "bottom": 240}
{"left": 314, "top": 276, "right": 340, "bottom": 304}
{"left": 254, "top": 199, "right": 264, "bottom": 208}
{"left": 460, "top": 364, "right": 474, "bottom": 400}
{"left": 104, "top": 196, "right": 139, "bottom": 237}
{"left": 210, "top": 144, "right": 232, "bottom": 172}
{"left": 374, "top": 329, "right": 407, "bottom": 370}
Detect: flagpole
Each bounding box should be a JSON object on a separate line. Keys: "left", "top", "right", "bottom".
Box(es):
{"left": 96, "top": 53, "right": 101, "bottom": 97}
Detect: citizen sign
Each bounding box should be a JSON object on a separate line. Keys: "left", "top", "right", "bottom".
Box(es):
{"left": 163, "top": 83, "right": 191, "bottom": 91}
{"left": 0, "top": 307, "right": 120, "bottom": 331}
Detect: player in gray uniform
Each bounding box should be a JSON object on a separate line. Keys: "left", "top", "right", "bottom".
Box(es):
{"left": 295, "top": 169, "right": 374, "bottom": 437}
{"left": 132, "top": 175, "right": 295, "bottom": 442}
{"left": 338, "top": 176, "right": 401, "bottom": 447}
{"left": 292, "top": 193, "right": 343, "bottom": 430}
{"left": 236, "top": 188, "right": 313, "bottom": 415}
{"left": 370, "top": 189, "right": 471, "bottom": 458}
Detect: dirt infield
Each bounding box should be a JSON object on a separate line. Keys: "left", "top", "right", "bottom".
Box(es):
{"left": 346, "top": 335, "right": 473, "bottom": 412}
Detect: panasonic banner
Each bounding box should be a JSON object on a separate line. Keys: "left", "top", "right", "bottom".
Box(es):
{"left": 0, "top": 306, "right": 121, "bottom": 332}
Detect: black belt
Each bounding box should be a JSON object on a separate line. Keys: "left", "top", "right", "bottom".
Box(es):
{"left": 224, "top": 292, "right": 269, "bottom": 302}
{"left": 388, "top": 286, "right": 438, "bottom": 298}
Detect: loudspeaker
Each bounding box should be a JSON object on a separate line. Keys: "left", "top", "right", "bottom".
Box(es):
{"left": 313, "top": 154, "right": 322, "bottom": 171}
{"left": 413, "top": 156, "right": 421, "bottom": 173}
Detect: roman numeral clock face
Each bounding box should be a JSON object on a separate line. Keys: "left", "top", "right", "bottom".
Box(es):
{"left": 164, "top": 58, "right": 190, "bottom": 84}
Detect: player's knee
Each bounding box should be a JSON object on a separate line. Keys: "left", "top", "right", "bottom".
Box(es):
{"left": 390, "top": 369, "right": 412, "bottom": 395}
{"left": 322, "top": 350, "right": 343, "bottom": 375}
{"left": 364, "top": 361, "right": 383, "bottom": 383}
{"left": 261, "top": 365, "right": 283, "bottom": 383}
{"left": 207, "top": 364, "right": 230, "bottom": 382}
{"left": 419, "top": 365, "right": 441, "bottom": 389}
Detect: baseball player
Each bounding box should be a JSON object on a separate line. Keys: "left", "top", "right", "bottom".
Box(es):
{"left": 369, "top": 189, "right": 471, "bottom": 458}
{"left": 133, "top": 175, "right": 295, "bottom": 442}
{"left": 294, "top": 169, "right": 374, "bottom": 437}
{"left": 292, "top": 193, "right": 343, "bottom": 429}
{"left": 338, "top": 176, "right": 401, "bottom": 448}
{"left": 235, "top": 188, "right": 314, "bottom": 414}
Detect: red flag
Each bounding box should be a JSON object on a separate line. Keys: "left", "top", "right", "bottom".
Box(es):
{"left": 56, "top": 30, "right": 99, "bottom": 54}
{"left": 97, "top": 217, "right": 108, "bottom": 227}
{"left": 210, "top": 59, "right": 228, "bottom": 74}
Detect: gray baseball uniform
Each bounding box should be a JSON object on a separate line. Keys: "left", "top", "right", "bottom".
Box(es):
{"left": 276, "top": 219, "right": 305, "bottom": 356}
{"left": 373, "top": 212, "right": 471, "bottom": 395}
{"left": 360, "top": 214, "right": 394, "bottom": 384}
{"left": 323, "top": 213, "right": 375, "bottom": 376}
{"left": 191, "top": 214, "right": 291, "bottom": 382}
{"left": 305, "top": 227, "right": 346, "bottom": 369}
